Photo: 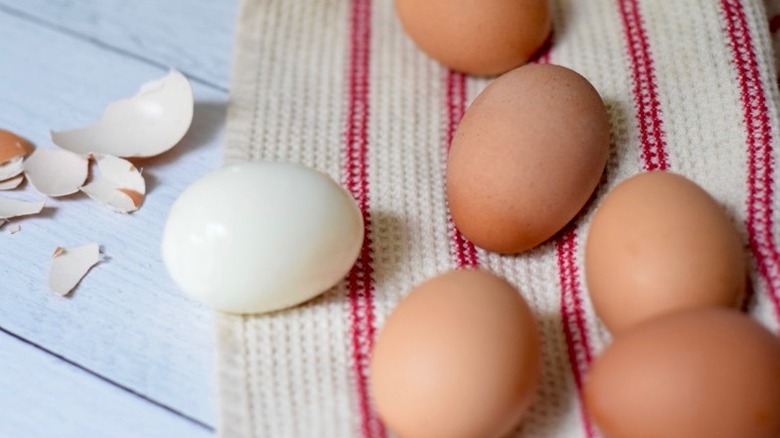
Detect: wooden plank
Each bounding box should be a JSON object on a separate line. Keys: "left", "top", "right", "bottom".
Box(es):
{"left": 0, "top": 7, "right": 225, "bottom": 427}
{"left": 0, "top": 330, "right": 213, "bottom": 437}
{"left": 0, "top": 0, "right": 238, "bottom": 90}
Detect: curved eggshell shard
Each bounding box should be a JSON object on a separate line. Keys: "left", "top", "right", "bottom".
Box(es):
{"left": 50, "top": 70, "right": 194, "bottom": 158}
{"left": 23, "top": 148, "right": 89, "bottom": 197}
{"left": 0, "top": 175, "right": 24, "bottom": 191}
{"left": 0, "top": 196, "right": 45, "bottom": 219}
{"left": 80, "top": 155, "right": 146, "bottom": 213}
{"left": 0, "top": 129, "right": 34, "bottom": 164}
{"left": 0, "top": 157, "right": 25, "bottom": 181}
{"left": 48, "top": 243, "right": 100, "bottom": 296}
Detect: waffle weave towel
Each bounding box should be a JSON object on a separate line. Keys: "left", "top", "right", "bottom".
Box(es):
{"left": 217, "top": 0, "right": 780, "bottom": 436}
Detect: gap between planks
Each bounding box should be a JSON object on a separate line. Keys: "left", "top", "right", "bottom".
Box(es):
{"left": 0, "top": 3, "right": 229, "bottom": 94}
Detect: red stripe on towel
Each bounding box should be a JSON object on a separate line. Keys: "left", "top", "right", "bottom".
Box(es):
{"left": 343, "top": 0, "right": 385, "bottom": 437}
{"left": 445, "top": 70, "right": 480, "bottom": 268}
{"left": 618, "top": 0, "right": 670, "bottom": 171}
{"left": 721, "top": 0, "right": 780, "bottom": 324}
{"left": 556, "top": 226, "right": 597, "bottom": 438}
{"left": 553, "top": 2, "right": 673, "bottom": 436}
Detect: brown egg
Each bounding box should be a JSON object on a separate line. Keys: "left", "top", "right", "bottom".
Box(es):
{"left": 446, "top": 64, "right": 610, "bottom": 254}
{"left": 369, "top": 270, "right": 540, "bottom": 438}
{"left": 394, "top": 0, "right": 551, "bottom": 76}
{"left": 584, "top": 309, "right": 780, "bottom": 438}
{"left": 585, "top": 171, "right": 745, "bottom": 334}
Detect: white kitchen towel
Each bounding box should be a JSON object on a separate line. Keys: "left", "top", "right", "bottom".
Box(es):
{"left": 216, "top": 0, "right": 780, "bottom": 436}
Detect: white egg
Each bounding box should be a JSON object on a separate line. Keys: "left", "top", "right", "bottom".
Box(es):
{"left": 161, "top": 161, "right": 364, "bottom": 314}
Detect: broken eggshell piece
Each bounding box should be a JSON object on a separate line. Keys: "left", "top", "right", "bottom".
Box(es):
{"left": 161, "top": 162, "right": 365, "bottom": 314}
{"left": 80, "top": 155, "right": 146, "bottom": 213}
{"left": 0, "top": 157, "right": 25, "bottom": 181}
{"left": 0, "top": 175, "right": 24, "bottom": 191}
{"left": 51, "top": 70, "right": 193, "bottom": 158}
{"left": 0, "top": 129, "right": 34, "bottom": 164}
{"left": 23, "top": 148, "right": 89, "bottom": 197}
{"left": 48, "top": 243, "right": 100, "bottom": 296}
{"left": 0, "top": 196, "right": 45, "bottom": 219}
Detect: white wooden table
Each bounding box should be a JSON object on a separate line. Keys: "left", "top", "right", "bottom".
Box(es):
{"left": 0, "top": 1, "right": 237, "bottom": 436}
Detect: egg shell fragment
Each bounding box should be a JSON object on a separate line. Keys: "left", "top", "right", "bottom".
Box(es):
{"left": 23, "top": 148, "right": 89, "bottom": 197}
{"left": 48, "top": 243, "right": 101, "bottom": 296}
{"left": 0, "top": 196, "right": 45, "bottom": 219}
{"left": 584, "top": 309, "right": 780, "bottom": 438}
{"left": 51, "top": 70, "right": 193, "bottom": 158}
{"left": 80, "top": 155, "right": 146, "bottom": 213}
{"left": 161, "top": 161, "right": 365, "bottom": 314}
{"left": 0, "top": 129, "right": 34, "bottom": 164}
{"left": 446, "top": 64, "right": 610, "bottom": 254}
{"left": 0, "top": 157, "right": 25, "bottom": 181}
{"left": 0, "top": 175, "right": 24, "bottom": 191}
{"left": 370, "top": 270, "right": 541, "bottom": 438}
{"left": 585, "top": 171, "right": 745, "bottom": 334}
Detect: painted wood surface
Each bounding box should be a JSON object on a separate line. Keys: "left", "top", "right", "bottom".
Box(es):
{"left": 0, "top": 0, "right": 238, "bottom": 435}
{"left": 0, "top": 0, "right": 236, "bottom": 90}
{"left": 0, "top": 331, "right": 212, "bottom": 438}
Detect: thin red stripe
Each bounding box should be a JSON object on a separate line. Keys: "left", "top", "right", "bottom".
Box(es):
{"left": 618, "top": 0, "right": 669, "bottom": 171}
{"left": 721, "top": 0, "right": 780, "bottom": 324}
{"left": 445, "top": 69, "right": 479, "bottom": 268}
{"left": 343, "top": 0, "right": 385, "bottom": 437}
{"left": 555, "top": 2, "right": 671, "bottom": 437}
{"left": 555, "top": 227, "right": 597, "bottom": 438}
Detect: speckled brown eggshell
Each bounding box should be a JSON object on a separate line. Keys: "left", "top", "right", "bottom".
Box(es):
{"left": 446, "top": 64, "right": 610, "bottom": 254}
{"left": 584, "top": 309, "right": 780, "bottom": 438}
{"left": 394, "top": 0, "right": 552, "bottom": 76}
{"left": 369, "top": 270, "right": 541, "bottom": 438}
{"left": 585, "top": 171, "right": 746, "bottom": 335}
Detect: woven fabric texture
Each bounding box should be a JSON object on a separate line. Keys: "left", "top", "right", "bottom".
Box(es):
{"left": 217, "top": 0, "right": 780, "bottom": 436}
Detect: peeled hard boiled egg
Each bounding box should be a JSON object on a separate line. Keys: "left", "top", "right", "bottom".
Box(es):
{"left": 370, "top": 270, "right": 541, "bottom": 438}
{"left": 161, "top": 162, "right": 364, "bottom": 314}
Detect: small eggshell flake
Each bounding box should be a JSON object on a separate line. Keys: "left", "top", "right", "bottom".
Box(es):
{"left": 80, "top": 155, "right": 146, "bottom": 213}
{"left": 23, "top": 148, "right": 89, "bottom": 197}
{"left": 0, "top": 157, "right": 25, "bottom": 181}
{"left": 0, "top": 129, "right": 34, "bottom": 164}
{"left": 162, "top": 162, "right": 365, "bottom": 314}
{"left": 48, "top": 243, "right": 100, "bottom": 296}
{"left": 0, "top": 175, "right": 24, "bottom": 190}
{"left": 0, "top": 196, "right": 45, "bottom": 219}
{"left": 50, "top": 70, "right": 194, "bottom": 158}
